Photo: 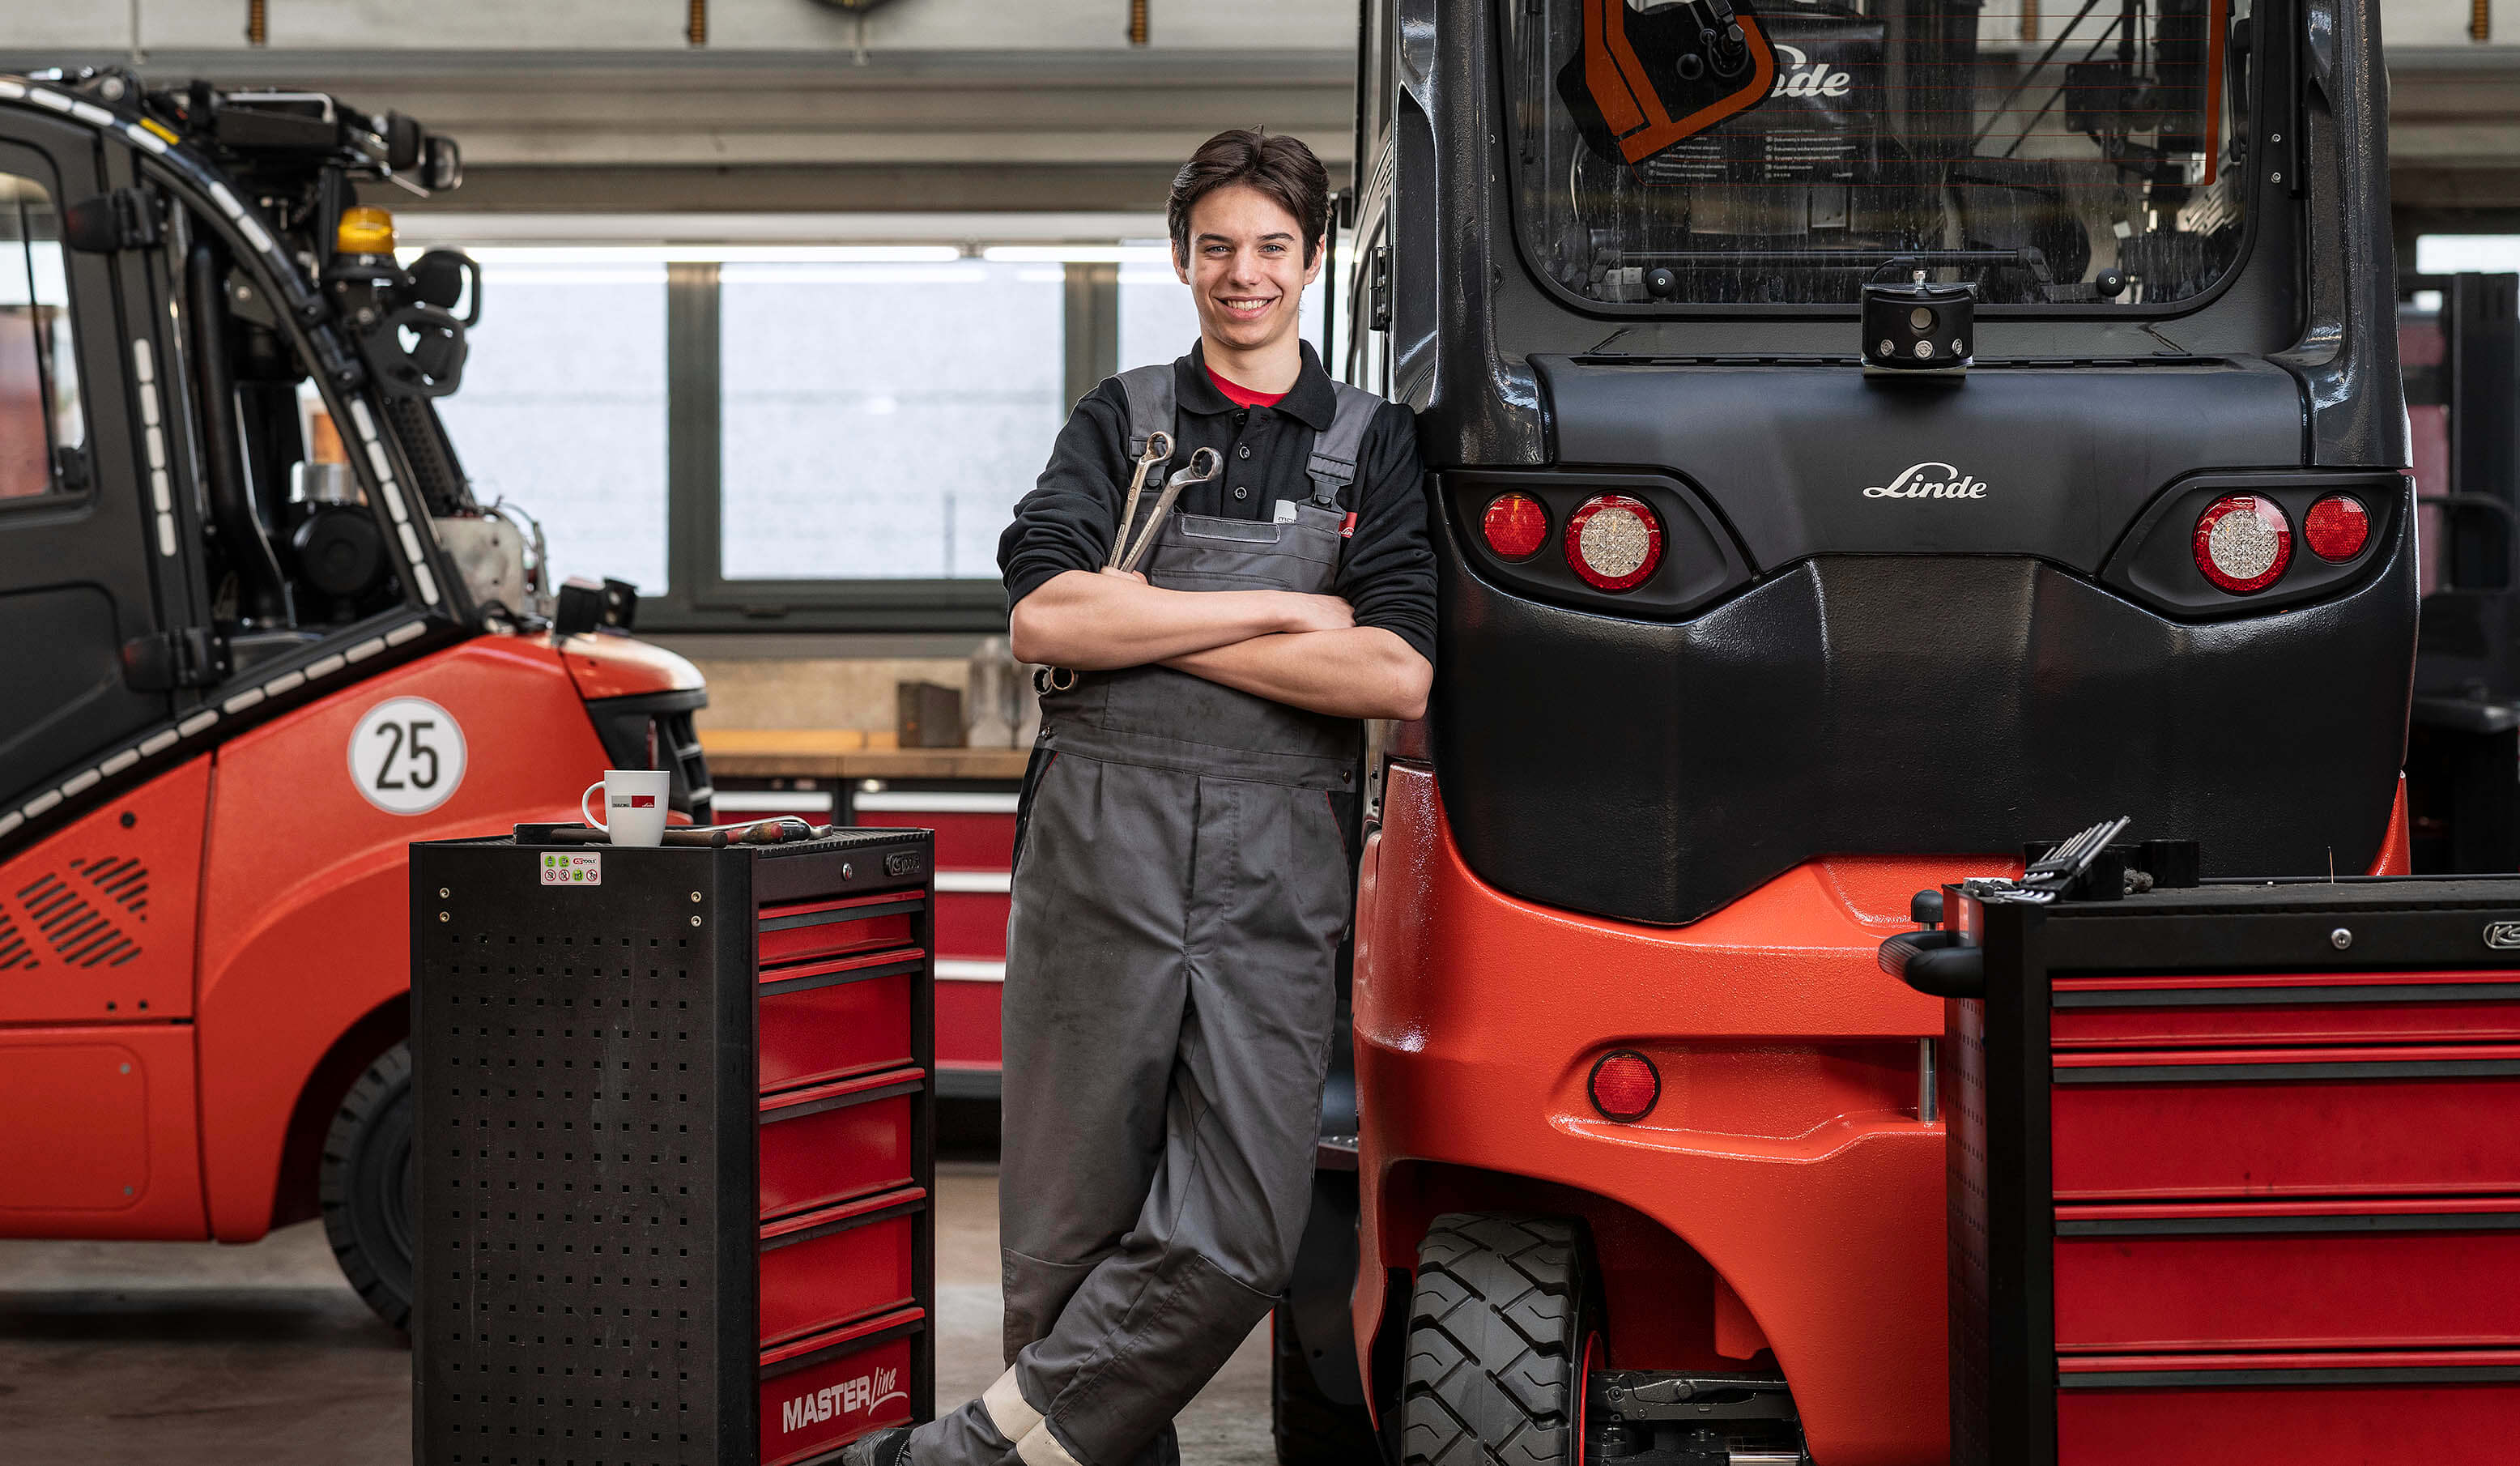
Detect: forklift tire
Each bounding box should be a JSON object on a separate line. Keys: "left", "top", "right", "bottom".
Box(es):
{"left": 1272, "top": 1300, "right": 1382, "bottom": 1464}
{"left": 321, "top": 1041, "right": 417, "bottom": 1333}
{"left": 1402, "top": 1213, "right": 1593, "bottom": 1466}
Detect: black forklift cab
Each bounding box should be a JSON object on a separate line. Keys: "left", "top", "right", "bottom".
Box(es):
{"left": 0, "top": 70, "right": 537, "bottom": 835}
{"left": 1346, "top": 0, "right": 2408, "bottom": 924}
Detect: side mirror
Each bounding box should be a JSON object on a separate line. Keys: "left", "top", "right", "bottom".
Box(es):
{"left": 554, "top": 577, "right": 640, "bottom": 636}
{"left": 407, "top": 249, "right": 482, "bottom": 326}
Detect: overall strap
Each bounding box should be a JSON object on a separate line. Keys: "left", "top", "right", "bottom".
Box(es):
{"left": 1305, "top": 381, "right": 1382, "bottom": 504}
{"left": 1114, "top": 363, "right": 1177, "bottom": 458}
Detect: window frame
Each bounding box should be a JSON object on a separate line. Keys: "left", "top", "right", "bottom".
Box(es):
{"left": 0, "top": 144, "right": 89, "bottom": 513}
{"left": 638, "top": 256, "right": 1121, "bottom": 634}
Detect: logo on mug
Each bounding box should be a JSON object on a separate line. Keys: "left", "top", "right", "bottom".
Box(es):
{"left": 611, "top": 794, "right": 658, "bottom": 808}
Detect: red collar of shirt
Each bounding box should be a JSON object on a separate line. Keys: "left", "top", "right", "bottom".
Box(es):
{"left": 1204, "top": 364, "right": 1289, "bottom": 409}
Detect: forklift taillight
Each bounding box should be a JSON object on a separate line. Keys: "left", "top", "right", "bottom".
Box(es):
{"left": 1481, "top": 493, "right": 1550, "bottom": 561}
{"left": 2192, "top": 494, "right": 2292, "bottom": 595}
{"left": 2305, "top": 495, "right": 2372, "bottom": 562}
{"left": 1588, "top": 1050, "right": 1661, "bottom": 1123}
{"left": 1564, "top": 495, "right": 1664, "bottom": 593}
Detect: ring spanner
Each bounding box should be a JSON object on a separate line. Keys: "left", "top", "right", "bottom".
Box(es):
{"left": 1105, "top": 430, "right": 1174, "bottom": 570}
{"left": 1117, "top": 448, "right": 1224, "bottom": 574}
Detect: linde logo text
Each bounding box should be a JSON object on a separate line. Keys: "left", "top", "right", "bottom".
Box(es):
{"left": 1864, "top": 462, "right": 1990, "bottom": 500}
{"left": 1769, "top": 43, "right": 1853, "bottom": 99}
{"left": 779, "top": 1366, "right": 905, "bottom": 1434}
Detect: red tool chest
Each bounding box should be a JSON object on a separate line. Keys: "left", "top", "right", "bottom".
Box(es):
{"left": 852, "top": 790, "right": 1016, "bottom": 1091}
{"left": 1912, "top": 875, "right": 2520, "bottom": 1466}
{"left": 413, "top": 827, "right": 935, "bottom": 1466}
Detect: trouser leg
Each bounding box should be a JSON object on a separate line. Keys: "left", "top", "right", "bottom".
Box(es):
{"left": 1004, "top": 774, "right": 1350, "bottom": 1466}
{"left": 909, "top": 755, "right": 1192, "bottom": 1466}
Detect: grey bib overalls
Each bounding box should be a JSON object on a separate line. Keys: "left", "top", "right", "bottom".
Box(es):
{"left": 909, "top": 365, "right": 1383, "bottom": 1466}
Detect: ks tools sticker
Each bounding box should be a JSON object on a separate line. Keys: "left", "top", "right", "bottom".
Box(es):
{"left": 542, "top": 852, "right": 602, "bottom": 886}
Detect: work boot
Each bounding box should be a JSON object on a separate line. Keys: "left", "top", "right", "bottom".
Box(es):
{"left": 840, "top": 1426, "right": 913, "bottom": 1466}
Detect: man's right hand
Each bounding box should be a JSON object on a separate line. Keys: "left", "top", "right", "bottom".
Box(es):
{"left": 1273, "top": 592, "right": 1357, "bottom": 635}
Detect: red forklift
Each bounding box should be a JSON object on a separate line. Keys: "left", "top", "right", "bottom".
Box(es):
{"left": 0, "top": 69, "right": 705, "bottom": 1331}
{"left": 1277, "top": 0, "right": 2411, "bottom": 1460}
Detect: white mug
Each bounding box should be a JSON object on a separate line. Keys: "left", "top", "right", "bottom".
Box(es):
{"left": 581, "top": 769, "right": 671, "bottom": 847}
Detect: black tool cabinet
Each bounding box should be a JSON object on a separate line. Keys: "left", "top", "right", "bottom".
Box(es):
{"left": 411, "top": 829, "right": 937, "bottom": 1466}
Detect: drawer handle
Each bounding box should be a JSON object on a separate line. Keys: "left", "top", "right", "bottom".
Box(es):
{"left": 2055, "top": 1056, "right": 2520, "bottom": 1085}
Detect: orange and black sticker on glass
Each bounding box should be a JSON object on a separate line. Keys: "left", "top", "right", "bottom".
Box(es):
{"left": 1558, "top": 0, "right": 1778, "bottom": 167}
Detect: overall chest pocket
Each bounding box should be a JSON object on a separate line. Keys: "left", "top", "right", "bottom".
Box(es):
{"left": 1142, "top": 507, "right": 1342, "bottom": 597}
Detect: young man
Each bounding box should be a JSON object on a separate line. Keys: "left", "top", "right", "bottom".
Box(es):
{"left": 846, "top": 130, "right": 1435, "bottom": 1466}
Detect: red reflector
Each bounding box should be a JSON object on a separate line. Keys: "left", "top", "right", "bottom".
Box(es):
{"left": 1481, "top": 493, "right": 1549, "bottom": 560}
{"left": 2304, "top": 494, "right": 2370, "bottom": 562}
{"left": 1564, "top": 495, "right": 1665, "bottom": 592}
{"left": 1588, "top": 1050, "right": 1660, "bottom": 1123}
{"left": 2191, "top": 494, "right": 2292, "bottom": 594}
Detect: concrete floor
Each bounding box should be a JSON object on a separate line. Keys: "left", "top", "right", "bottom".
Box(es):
{"left": 0, "top": 1161, "right": 1272, "bottom": 1465}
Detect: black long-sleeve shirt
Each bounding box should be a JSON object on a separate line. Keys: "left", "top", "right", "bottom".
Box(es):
{"left": 998, "top": 342, "right": 1438, "bottom": 664}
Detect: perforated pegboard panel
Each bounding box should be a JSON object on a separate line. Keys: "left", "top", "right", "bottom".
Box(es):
{"left": 412, "top": 842, "right": 759, "bottom": 1466}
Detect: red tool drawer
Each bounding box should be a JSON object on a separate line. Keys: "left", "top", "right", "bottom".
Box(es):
{"left": 933, "top": 884, "right": 1011, "bottom": 960}
{"left": 759, "top": 1188, "right": 923, "bottom": 1347}
{"left": 935, "top": 977, "right": 1003, "bottom": 1072}
{"left": 853, "top": 807, "right": 1015, "bottom": 870}
{"left": 2052, "top": 970, "right": 2520, "bottom": 1049}
{"left": 2054, "top": 1199, "right": 2520, "bottom": 1350}
{"left": 759, "top": 1306, "right": 925, "bottom": 1466}
{"left": 2051, "top": 1045, "right": 2520, "bottom": 1199}
{"left": 758, "top": 890, "right": 924, "bottom": 966}
{"left": 2056, "top": 1352, "right": 2520, "bottom": 1466}
{"left": 759, "top": 950, "right": 921, "bottom": 1094}
{"left": 760, "top": 1070, "right": 919, "bottom": 1220}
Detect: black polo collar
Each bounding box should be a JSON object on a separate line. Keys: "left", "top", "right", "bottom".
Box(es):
{"left": 1176, "top": 339, "right": 1338, "bottom": 431}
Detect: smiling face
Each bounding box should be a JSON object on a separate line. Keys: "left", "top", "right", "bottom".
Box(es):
{"left": 1175, "top": 183, "right": 1322, "bottom": 360}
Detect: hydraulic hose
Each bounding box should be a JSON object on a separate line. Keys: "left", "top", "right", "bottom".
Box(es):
{"left": 186, "top": 238, "right": 295, "bottom": 628}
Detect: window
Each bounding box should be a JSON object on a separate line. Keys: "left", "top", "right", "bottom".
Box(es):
{"left": 374, "top": 224, "right": 1246, "bottom": 628}
{"left": 2416, "top": 237, "right": 2520, "bottom": 275}
{"left": 718, "top": 259, "right": 1065, "bottom": 582}
{"left": 1503, "top": 0, "right": 2258, "bottom": 308}
{"left": 426, "top": 252, "right": 670, "bottom": 591}
{"left": 0, "top": 171, "right": 82, "bottom": 501}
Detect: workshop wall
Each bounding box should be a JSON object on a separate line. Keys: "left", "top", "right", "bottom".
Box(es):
{"left": 683, "top": 656, "right": 969, "bottom": 735}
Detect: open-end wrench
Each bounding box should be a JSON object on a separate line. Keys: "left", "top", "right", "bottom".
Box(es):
{"left": 1105, "top": 430, "right": 1174, "bottom": 569}
{"left": 1117, "top": 447, "right": 1224, "bottom": 574}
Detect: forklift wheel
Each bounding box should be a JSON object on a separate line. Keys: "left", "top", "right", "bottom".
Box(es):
{"left": 321, "top": 1042, "right": 416, "bottom": 1332}
{"left": 1403, "top": 1213, "right": 1593, "bottom": 1466}
{"left": 1271, "top": 1300, "right": 1381, "bottom": 1464}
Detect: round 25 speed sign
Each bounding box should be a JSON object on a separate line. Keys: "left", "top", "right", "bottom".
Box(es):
{"left": 348, "top": 697, "right": 468, "bottom": 815}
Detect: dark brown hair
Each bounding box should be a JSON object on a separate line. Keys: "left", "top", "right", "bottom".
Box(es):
{"left": 1167, "top": 128, "right": 1330, "bottom": 266}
